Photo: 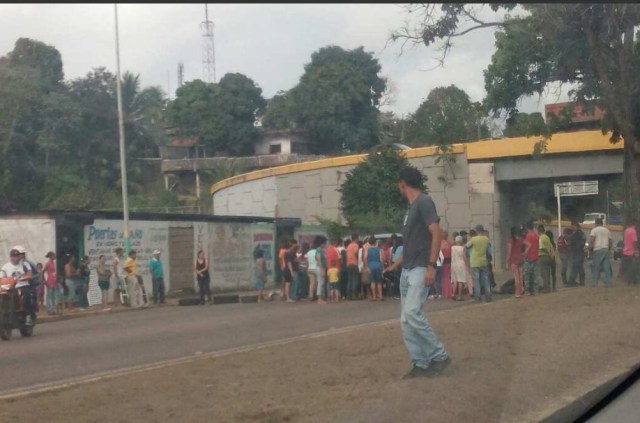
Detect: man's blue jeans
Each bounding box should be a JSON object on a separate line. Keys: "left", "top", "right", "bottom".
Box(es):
{"left": 524, "top": 260, "right": 538, "bottom": 294}
{"left": 400, "top": 267, "right": 449, "bottom": 370}
{"left": 472, "top": 266, "right": 492, "bottom": 302}
{"left": 430, "top": 266, "right": 442, "bottom": 297}
{"left": 290, "top": 271, "right": 301, "bottom": 300}
{"left": 591, "top": 249, "right": 612, "bottom": 287}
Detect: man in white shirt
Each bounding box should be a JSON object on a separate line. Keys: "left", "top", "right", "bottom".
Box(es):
{"left": 0, "top": 248, "right": 34, "bottom": 325}
{"left": 112, "top": 248, "right": 126, "bottom": 306}
{"left": 589, "top": 218, "right": 613, "bottom": 287}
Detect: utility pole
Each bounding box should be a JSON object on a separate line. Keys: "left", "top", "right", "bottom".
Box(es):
{"left": 201, "top": 4, "right": 216, "bottom": 83}
{"left": 178, "top": 61, "right": 184, "bottom": 88}
{"left": 114, "top": 4, "right": 130, "bottom": 253}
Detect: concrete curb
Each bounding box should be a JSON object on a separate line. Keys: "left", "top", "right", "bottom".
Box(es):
{"left": 36, "top": 303, "right": 175, "bottom": 324}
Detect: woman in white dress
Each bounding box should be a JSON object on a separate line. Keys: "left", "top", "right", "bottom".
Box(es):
{"left": 451, "top": 235, "right": 469, "bottom": 301}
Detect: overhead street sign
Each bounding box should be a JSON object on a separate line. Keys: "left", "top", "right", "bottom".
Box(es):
{"left": 554, "top": 180, "right": 599, "bottom": 237}
{"left": 554, "top": 180, "right": 599, "bottom": 198}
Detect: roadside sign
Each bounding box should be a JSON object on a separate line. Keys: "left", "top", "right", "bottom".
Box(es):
{"left": 554, "top": 181, "right": 598, "bottom": 197}
{"left": 554, "top": 180, "right": 599, "bottom": 237}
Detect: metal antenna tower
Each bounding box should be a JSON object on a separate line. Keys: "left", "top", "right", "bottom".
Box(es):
{"left": 200, "top": 4, "right": 216, "bottom": 83}
{"left": 178, "top": 61, "right": 184, "bottom": 87}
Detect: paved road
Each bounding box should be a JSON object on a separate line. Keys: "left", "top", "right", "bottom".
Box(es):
{"left": 0, "top": 295, "right": 495, "bottom": 394}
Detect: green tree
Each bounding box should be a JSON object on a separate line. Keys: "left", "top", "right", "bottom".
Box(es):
{"left": 5, "top": 37, "right": 64, "bottom": 90}
{"left": 262, "top": 91, "right": 294, "bottom": 130}
{"left": 338, "top": 147, "right": 426, "bottom": 231}
{"left": 503, "top": 112, "right": 549, "bottom": 137}
{"left": 391, "top": 3, "right": 640, "bottom": 223}
{"left": 167, "top": 73, "right": 265, "bottom": 156}
{"left": 404, "top": 85, "right": 490, "bottom": 146}
{"left": 377, "top": 111, "right": 406, "bottom": 145}
{"left": 0, "top": 38, "right": 66, "bottom": 210}
{"left": 288, "top": 46, "right": 387, "bottom": 154}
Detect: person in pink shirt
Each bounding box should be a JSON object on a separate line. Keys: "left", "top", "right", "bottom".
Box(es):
{"left": 622, "top": 218, "right": 639, "bottom": 285}
{"left": 43, "top": 251, "right": 58, "bottom": 315}
{"left": 522, "top": 221, "right": 540, "bottom": 295}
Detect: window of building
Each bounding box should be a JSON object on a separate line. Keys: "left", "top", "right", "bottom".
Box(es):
{"left": 269, "top": 144, "right": 282, "bottom": 154}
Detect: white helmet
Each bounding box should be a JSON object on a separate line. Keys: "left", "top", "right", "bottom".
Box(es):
{"left": 12, "top": 245, "right": 26, "bottom": 255}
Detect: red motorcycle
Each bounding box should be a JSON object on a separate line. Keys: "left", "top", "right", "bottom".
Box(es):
{"left": 0, "top": 277, "right": 35, "bottom": 340}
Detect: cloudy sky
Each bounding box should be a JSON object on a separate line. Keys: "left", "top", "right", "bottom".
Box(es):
{"left": 0, "top": 3, "right": 570, "bottom": 118}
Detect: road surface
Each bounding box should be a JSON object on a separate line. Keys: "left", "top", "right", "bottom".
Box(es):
{"left": 0, "top": 295, "right": 486, "bottom": 395}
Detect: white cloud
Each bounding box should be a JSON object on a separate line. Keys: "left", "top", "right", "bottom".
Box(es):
{"left": 0, "top": 3, "right": 573, "bottom": 116}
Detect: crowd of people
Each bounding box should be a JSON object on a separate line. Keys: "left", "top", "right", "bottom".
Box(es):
{"left": 271, "top": 234, "right": 402, "bottom": 304}
{"left": 4, "top": 214, "right": 635, "bottom": 323}
{"left": 12, "top": 247, "right": 170, "bottom": 317}
{"left": 266, "top": 215, "right": 638, "bottom": 305}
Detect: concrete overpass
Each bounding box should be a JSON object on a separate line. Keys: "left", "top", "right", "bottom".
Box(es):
{"left": 210, "top": 130, "right": 623, "bottom": 268}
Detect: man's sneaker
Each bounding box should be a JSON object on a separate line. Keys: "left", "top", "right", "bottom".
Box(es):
{"left": 429, "top": 357, "right": 452, "bottom": 373}
{"left": 25, "top": 315, "right": 33, "bottom": 326}
{"left": 402, "top": 365, "right": 432, "bottom": 379}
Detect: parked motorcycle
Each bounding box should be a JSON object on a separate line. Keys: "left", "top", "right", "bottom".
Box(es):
{"left": 0, "top": 277, "right": 35, "bottom": 340}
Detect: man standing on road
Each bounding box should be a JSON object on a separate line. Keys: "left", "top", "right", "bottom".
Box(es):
{"left": 346, "top": 234, "right": 360, "bottom": 301}
{"left": 149, "top": 249, "right": 165, "bottom": 305}
{"left": 522, "top": 222, "right": 540, "bottom": 295}
{"left": 537, "top": 225, "right": 555, "bottom": 292}
{"left": 466, "top": 225, "right": 492, "bottom": 303}
{"left": 589, "top": 218, "right": 613, "bottom": 287}
{"left": 621, "top": 218, "right": 638, "bottom": 285}
{"left": 567, "top": 221, "right": 586, "bottom": 286}
{"left": 124, "top": 250, "right": 146, "bottom": 308}
{"left": 557, "top": 228, "right": 573, "bottom": 286}
{"left": 384, "top": 166, "right": 451, "bottom": 378}
{"left": 112, "top": 248, "right": 125, "bottom": 306}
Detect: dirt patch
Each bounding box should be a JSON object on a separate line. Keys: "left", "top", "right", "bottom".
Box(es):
{"left": 2, "top": 286, "right": 640, "bottom": 423}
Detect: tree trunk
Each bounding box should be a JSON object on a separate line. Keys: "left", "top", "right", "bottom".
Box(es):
{"left": 621, "top": 130, "right": 640, "bottom": 225}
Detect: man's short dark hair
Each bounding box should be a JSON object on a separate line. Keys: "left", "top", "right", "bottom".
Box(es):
{"left": 595, "top": 217, "right": 604, "bottom": 225}
{"left": 129, "top": 250, "right": 136, "bottom": 257}
{"left": 399, "top": 166, "right": 425, "bottom": 190}
{"left": 537, "top": 224, "right": 545, "bottom": 232}
{"left": 351, "top": 233, "right": 359, "bottom": 241}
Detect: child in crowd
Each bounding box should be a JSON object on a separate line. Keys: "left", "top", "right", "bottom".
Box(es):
{"left": 327, "top": 266, "right": 340, "bottom": 303}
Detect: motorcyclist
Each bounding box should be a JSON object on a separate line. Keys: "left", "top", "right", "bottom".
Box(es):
{"left": 14, "top": 245, "right": 40, "bottom": 317}
{"left": 0, "top": 248, "right": 35, "bottom": 325}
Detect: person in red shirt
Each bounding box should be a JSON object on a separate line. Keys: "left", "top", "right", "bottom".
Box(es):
{"left": 346, "top": 234, "right": 360, "bottom": 300}
{"left": 522, "top": 221, "right": 540, "bottom": 295}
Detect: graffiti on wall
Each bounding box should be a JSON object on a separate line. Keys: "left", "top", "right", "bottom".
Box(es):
{"left": 84, "top": 220, "right": 169, "bottom": 305}
{"left": 194, "top": 222, "right": 276, "bottom": 292}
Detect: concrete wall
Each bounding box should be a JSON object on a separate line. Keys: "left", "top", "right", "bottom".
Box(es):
{"left": 495, "top": 154, "right": 622, "bottom": 181}
{"left": 194, "top": 221, "right": 277, "bottom": 292}
{"left": 213, "top": 176, "right": 277, "bottom": 218}
{"left": 212, "top": 131, "right": 625, "bottom": 272}
{"left": 0, "top": 217, "right": 56, "bottom": 268}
